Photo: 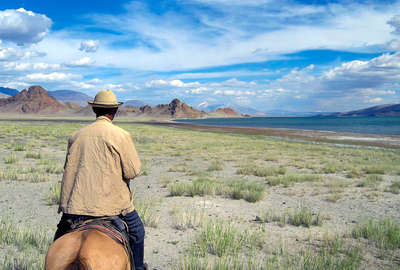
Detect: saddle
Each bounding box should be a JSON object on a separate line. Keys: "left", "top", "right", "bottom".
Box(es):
{"left": 68, "top": 217, "right": 135, "bottom": 270}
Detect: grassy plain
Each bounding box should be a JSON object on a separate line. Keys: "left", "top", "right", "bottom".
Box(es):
{"left": 0, "top": 118, "right": 399, "bottom": 269}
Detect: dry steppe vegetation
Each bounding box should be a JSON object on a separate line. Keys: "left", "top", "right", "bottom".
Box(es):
{"left": 0, "top": 119, "right": 399, "bottom": 269}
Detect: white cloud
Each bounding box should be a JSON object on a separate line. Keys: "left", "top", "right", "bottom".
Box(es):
{"left": 213, "top": 89, "right": 256, "bottom": 96}
{"left": 79, "top": 40, "right": 99, "bottom": 53}
{"left": 70, "top": 81, "right": 96, "bottom": 90}
{"left": 65, "top": 56, "right": 95, "bottom": 67}
{"left": 144, "top": 79, "right": 200, "bottom": 88}
{"left": 0, "top": 8, "right": 52, "bottom": 45}
{"left": 388, "top": 15, "right": 400, "bottom": 35}
{"left": 21, "top": 72, "right": 80, "bottom": 82}
{"left": 2, "top": 61, "right": 61, "bottom": 71}
{"left": 369, "top": 97, "right": 383, "bottom": 103}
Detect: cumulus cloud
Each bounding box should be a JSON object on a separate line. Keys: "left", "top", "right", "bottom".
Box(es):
{"left": 65, "top": 56, "right": 95, "bottom": 67}
{"left": 144, "top": 79, "right": 200, "bottom": 88}
{"left": 79, "top": 40, "right": 99, "bottom": 53}
{"left": 322, "top": 52, "right": 400, "bottom": 91}
{"left": 2, "top": 62, "right": 61, "bottom": 71}
{"left": 21, "top": 72, "right": 80, "bottom": 82}
{"left": 0, "top": 8, "right": 52, "bottom": 45}
{"left": 388, "top": 15, "right": 400, "bottom": 35}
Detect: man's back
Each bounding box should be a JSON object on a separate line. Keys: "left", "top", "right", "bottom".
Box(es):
{"left": 59, "top": 116, "right": 141, "bottom": 216}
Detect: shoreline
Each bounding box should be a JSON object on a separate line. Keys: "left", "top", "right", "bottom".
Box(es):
{"left": 0, "top": 116, "right": 399, "bottom": 149}
{"left": 144, "top": 120, "right": 400, "bottom": 149}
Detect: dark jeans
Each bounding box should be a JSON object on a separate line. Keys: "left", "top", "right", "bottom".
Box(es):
{"left": 54, "top": 210, "right": 145, "bottom": 270}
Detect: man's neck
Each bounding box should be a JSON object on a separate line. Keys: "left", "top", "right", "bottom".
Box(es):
{"left": 96, "top": 114, "right": 114, "bottom": 121}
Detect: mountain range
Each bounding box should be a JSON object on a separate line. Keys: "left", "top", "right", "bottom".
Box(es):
{"left": 327, "top": 104, "right": 400, "bottom": 117}
{"left": 1, "top": 85, "right": 399, "bottom": 117}
{"left": 0, "top": 85, "right": 241, "bottom": 118}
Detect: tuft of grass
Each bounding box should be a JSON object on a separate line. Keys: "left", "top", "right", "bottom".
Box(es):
{"left": 172, "top": 205, "right": 207, "bottom": 231}
{"left": 193, "top": 220, "right": 264, "bottom": 257}
{"left": 346, "top": 168, "right": 364, "bottom": 179}
{"left": 225, "top": 179, "right": 266, "bottom": 202}
{"left": 259, "top": 206, "right": 324, "bottom": 227}
{"left": 2, "top": 251, "right": 45, "bottom": 270}
{"left": 45, "top": 182, "right": 61, "bottom": 205}
{"left": 0, "top": 217, "right": 52, "bottom": 253}
{"left": 364, "top": 166, "right": 386, "bottom": 175}
{"left": 168, "top": 182, "right": 188, "bottom": 196}
{"left": 13, "top": 143, "right": 26, "bottom": 151}
{"left": 268, "top": 174, "right": 321, "bottom": 187}
{"left": 236, "top": 164, "right": 286, "bottom": 177}
{"left": 168, "top": 177, "right": 265, "bottom": 202}
{"left": 25, "top": 151, "right": 41, "bottom": 159}
{"left": 0, "top": 168, "right": 19, "bottom": 181}
{"left": 357, "top": 174, "right": 384, "bottom": 188}
{"left": 352, "top": 218, "right": 400, "bottom": 250}
{"left": 133, "top": 197, "right": 160, "bottom": 228}
{"left": 3, "top": 153, "right": 18, "bottom": 164}
{"left": 386, "top": 180, "right": 400, "bottom": 194}
{"left": 207, "top": 160, "right": 224, "bottom": 171}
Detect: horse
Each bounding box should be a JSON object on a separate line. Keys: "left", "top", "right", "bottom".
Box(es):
{"left": 45, "top": 229, "right": 130, "bottom": 270}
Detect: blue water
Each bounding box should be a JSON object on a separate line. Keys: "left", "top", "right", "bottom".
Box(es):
{"left": 176, "top": 116, "right": 400, "bottom": 135}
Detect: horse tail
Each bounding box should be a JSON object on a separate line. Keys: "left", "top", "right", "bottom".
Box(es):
{"left": 65, "top": 259, "right": 92, "bottom": 270}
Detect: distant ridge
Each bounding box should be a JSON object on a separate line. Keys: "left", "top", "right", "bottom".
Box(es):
{"left": 49, "top": 90, "right": 92, "bottom": 106}
{"left": 329, "top": 104, "right": 400, "bottom": 117}
{"left": 0, "top": 85, "right": 66, "bottom": 114}
{"left": 123, "top": 100, "right": 147, "bottom": 108}
{"left": 0, "top": 87, "right": 19, "bottom": 96}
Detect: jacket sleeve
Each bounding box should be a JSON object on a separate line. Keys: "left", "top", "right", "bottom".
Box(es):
{"left": 119, "top": 132, "right": 141, "bottom": 180}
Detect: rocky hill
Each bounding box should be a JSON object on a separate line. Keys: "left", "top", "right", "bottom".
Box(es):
{"left": 214, "top": 108, "right": 241, "bottom": 117}
{"left": 140, "top": 98, "right": 205, "bottom": 118}
{"left": 330, "top": 104, "right": 400, "bottom": 117}
{"left": 0, "top": 85, "right": 67, "bottom": 114}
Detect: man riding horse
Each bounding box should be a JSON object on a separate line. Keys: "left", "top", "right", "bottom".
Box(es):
{"left": 53, "top": 89, "right": 147, "bottom": 270}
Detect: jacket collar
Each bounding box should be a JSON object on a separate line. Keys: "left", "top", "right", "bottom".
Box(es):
{"left": 96, "top": 115, "right": 112, "bottom": 123}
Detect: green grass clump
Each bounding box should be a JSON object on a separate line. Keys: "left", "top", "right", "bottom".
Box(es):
{"left": 45, "top": 182, "right": 61, "bottom": 205}
{"left": 188, "top": 177, "right": 221, "bottom": 197}
{"left": 207, "top": 160, "right": 224, "bottom": 171}
{"left": 352, "top": 218, "right": 400, "bottom": 250}
{"left": 268, "top": 174, "right": 321, "bottom": 187}
{"left": 168, "top": 182, "right": 188, "bottom": 196}
{"left": 300, "top": 239, "right": 362, "bottom": 270}
{"left": 0, "top": 217, "right": 52, "bottom": 253}
{"left": 3, "top": 153, "right": 18, "bottom": 164}
{"left": 226, "top": 179, "right": 265, "bottom": 202}
{"left": 346, "top": 168, "right": 364, "bottom": 179}
{"left": 172, "top": 206, "right": 207, "bottom": 230}
{"left": 134, "top": 197, "right": 160, "bottom": 228}
{"left": 193, "top": 220, "right": 264, "bottom": 257}
{"left": 236, "top": 164, "right": 286, "bottom": 177}
{"left": 259, "top": 206, "right": 324, "bottom": 227}
{"left": 386, "top": 180, "right": 400, "bottom": 194}
{"left": 364, "top": 166, "right": 386, "bottom": 175}
{"left": 25, "top": 151, "right": 41, "bottom": 159}
{"left": 13, "top": 143, "right": 26, "bottom": 151}
{"left": 168, "top": 178, "right": 265, "bottom": 202}
{"left": 357, "top": 174, "right": 383, "bottom": 188}
{"left": 2, "top": 250, "right": 45, "bottom": 270}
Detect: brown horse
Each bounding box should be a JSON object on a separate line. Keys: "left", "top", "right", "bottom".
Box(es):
{"left": 45, "top": 229, "right": 130, "bottom": 270}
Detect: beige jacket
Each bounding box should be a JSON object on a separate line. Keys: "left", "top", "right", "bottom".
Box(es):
{"left": 58, "top": 116, "right": 141, "bottom": 216}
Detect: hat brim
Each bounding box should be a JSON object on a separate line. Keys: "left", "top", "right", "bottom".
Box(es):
{"left": 88, "top": 101, "right": 123, "bottom": 108}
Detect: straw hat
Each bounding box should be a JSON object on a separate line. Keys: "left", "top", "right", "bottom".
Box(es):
{"left": 88, "top": 89, "right": 123, "bottom": 108}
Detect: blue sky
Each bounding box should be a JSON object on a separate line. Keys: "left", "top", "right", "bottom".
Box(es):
{"left": 1, "top": 0, "right": 400, "bottom": 112}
